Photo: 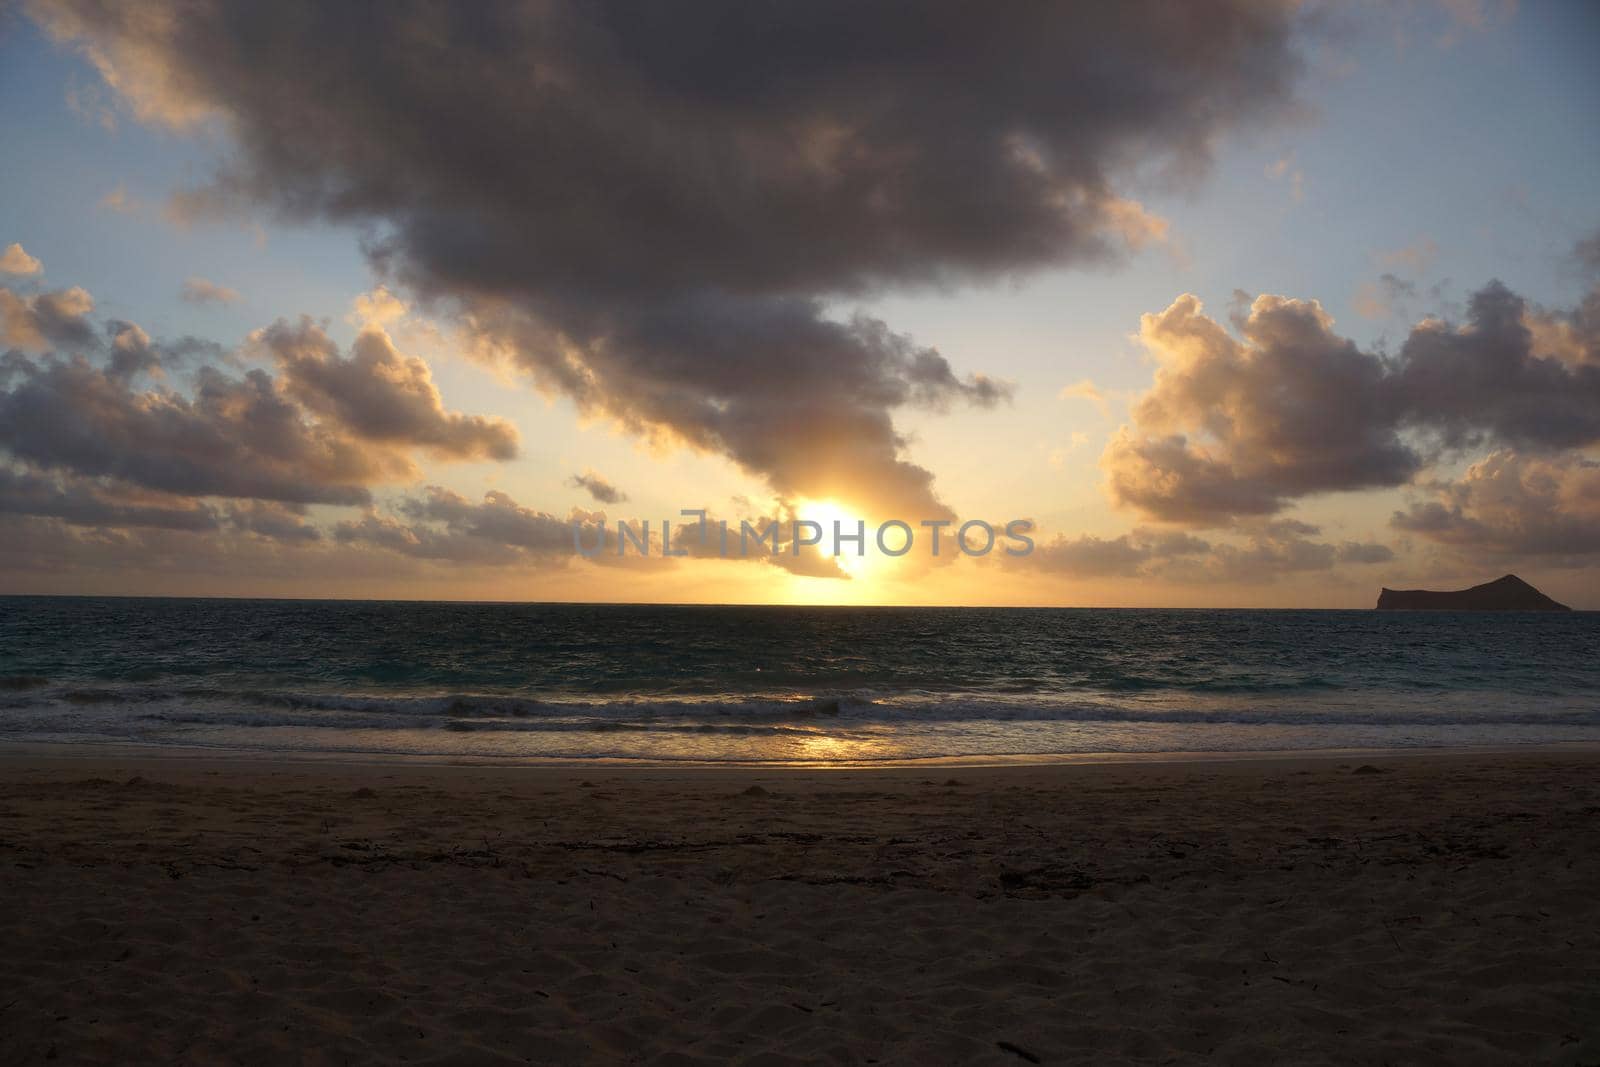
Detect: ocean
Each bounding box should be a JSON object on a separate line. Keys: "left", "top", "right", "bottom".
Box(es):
{"left": 1, "top": 596, "right": 1596, "bottom": 763}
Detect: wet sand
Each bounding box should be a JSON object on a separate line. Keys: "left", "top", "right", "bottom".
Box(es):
{"left": 1, "top": 747, "right": 1597, "bottom": 1064}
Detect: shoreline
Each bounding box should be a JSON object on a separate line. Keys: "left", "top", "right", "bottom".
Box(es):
{"left": 4, "top": 737, "right": 1600, "bottom": 774}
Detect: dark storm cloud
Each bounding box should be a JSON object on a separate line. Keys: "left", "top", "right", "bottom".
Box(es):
{"left": 489, "top": 295, "right": 1010, "bottom": 515}
{"left": 567, "top": 471, "right": 627, "bottom": 505}
{"left": 1105, "top": 282, "right": 1600, "bottom": 525}
{"left": 33, "top": 0, "right": 1304, "bottom": 515}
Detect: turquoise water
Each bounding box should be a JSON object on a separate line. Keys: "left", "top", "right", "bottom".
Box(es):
{"left": 1, "top": 596, "right": 1596, "bottom": 762}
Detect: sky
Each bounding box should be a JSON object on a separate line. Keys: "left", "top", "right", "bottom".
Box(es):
{"left": 1, "top": 0, "right": 1597, "bottom": 607}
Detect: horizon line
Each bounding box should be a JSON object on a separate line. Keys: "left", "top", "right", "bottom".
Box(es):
{"left": 2, "top": 590, "right": 1590, "bottom": 612}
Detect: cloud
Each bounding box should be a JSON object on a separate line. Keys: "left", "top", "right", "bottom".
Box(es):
{"left": 0, "top": 277, "right": 856, "bottom": 581}
{"left": 346, "top": 285, "right": 449, "bottom": 355}
{"left": 568, "top": 470, "right": 627, "bottom": 505}
{"left": 1392, "top": 281, "right": 1600, "bottom": 450}
{"left": 0, "top": 243, "right": 43, "bottom": 276}
{"left": 1264, "top": 151, "right": 1305, "bottom": 202}
{"left": 226, "top": 500, "right": 321, "bottom": 542}
{"left": 1103, "top": 281, "right": 1600, "bottom": 525}
{"left": 0, "top": 467, "right": 219, "bottom": 531}
{"left": 104, "top": 319, "right": 158, "bottom": 378}
{"left": 179, "top": 276, "right": 240, "bottom": 305}
{"left": 0, "top": 509, "right": 517, "bottom": 589}
{"left": 1013, "top": 519, "right": 1391, "bottom": 583}
{"left": 251, "top": 318, "right": 519, "bottom": 462}
{"left": 350, "top": 286, "right": 407, "bottom": 328}
{"left": 339, "top": 486, "right": 849, "bottom": 578}
{"left": 335, "top": 493, "right": 557, "bottom": 566}
{"left": 1194, "top": 520, "right": 1393, "bottom": 581}
{"left": 684, "top": 504, "right": 852, "bottom": 579}
{"left": 1524, "top": 284, "right": 1600, "bottom": 370}
{"left": 1392, "top": 450, "right": 1600, "bottom": 560}
{"left": 1352, "top": 273, "right": 1417, "bottom": 320}
{"left": 0, "top": 285, "right": 97, "bottom": 351}
{"left": 391, "top": 486, "right": 574, "bottom": 552}
{"left": 97, "top": 184, "right": 139, "bottom": 214}
{"left": 65, "top": 75, "right": 118, "bottom": 130}
{"left": 1104, "top": 292, "right": 1417, "bottom": 523}
{"left": 1059, "top": 379, "right": 1110, "bottom": 418}
{"left": 1433, "top": 0, "right": 1516, "bottom": 47}
{"left": 1376, "top": 237, "right": 1439, "bottom": 275}
{"left": 0, "top": 281, "right": 519, "bottom": 508}
{"left": 0, "top": 355, "right": 385, "bottom": 505}
{"left": 32, "top": 0, "right": 1303, "bottom": 517}
{"left": 1336, "top": 540, "right": 1397, "bottom": 564}
{"left": 1575, "top": 230, "right": 1600, "bottom": 276}
{"left": 1025, "top": 528, "right": 1212, "bottom": 578}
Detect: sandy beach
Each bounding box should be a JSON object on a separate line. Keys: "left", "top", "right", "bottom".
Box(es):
{"left": 1, "top": 747, "right": 1596, "bottom": 1065}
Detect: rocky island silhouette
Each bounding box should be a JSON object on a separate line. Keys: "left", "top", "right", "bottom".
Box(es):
{"left": 1376, "top": 574, "right": 1571, "bottom": 611}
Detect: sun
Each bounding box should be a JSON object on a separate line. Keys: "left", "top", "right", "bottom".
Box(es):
{"left": 795, "top": 497, "right": 874, "bottom": 579}
{"left": 779, "top": 497, "right": 923, "bottom": 604}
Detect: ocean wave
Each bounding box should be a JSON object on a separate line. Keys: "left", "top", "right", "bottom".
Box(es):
{"left": 1, "top": 681, "right": 1597, "bottom": 731}
{"left": 0, "top": 674, "right": 50, "bottom": 691}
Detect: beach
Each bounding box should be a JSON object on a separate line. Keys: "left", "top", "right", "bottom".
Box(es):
{"left": 6, "top": 3, "right": 1599, "bottom": 1065}
{"left": 1, "top": 747, "right": 1596, "bottom": 1064}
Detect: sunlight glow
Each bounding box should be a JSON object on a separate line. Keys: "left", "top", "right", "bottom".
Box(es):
{"left": 796, "top": 498, "right": 872, "bottom": 579}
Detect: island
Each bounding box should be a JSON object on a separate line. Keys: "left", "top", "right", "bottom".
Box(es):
{"left": 1376, "top": 574, "right": 1571, "bottom": 611}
